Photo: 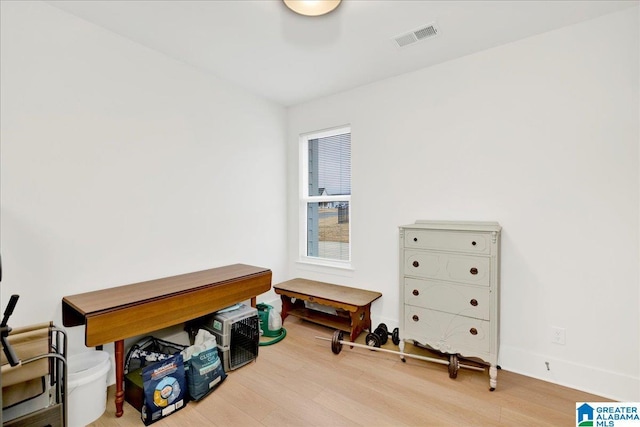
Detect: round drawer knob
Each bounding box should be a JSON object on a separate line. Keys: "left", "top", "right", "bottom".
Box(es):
{"left": 412, "top": 289, "right": 420, "bottom": 296}
{"left": 470, "top": 267, "right": 478, "bottom": 275}
{"left": 469, "top": 328, "right": 478, "bottom": 336}
{"left": 412, "top": 315, "right": 419, "bottom": 322}
{"left": 413, "top": 237, "right": 418, "bottom": 242}
{"left": 412, "top": 261, "right": 420, "bottom": 268}
{"left": 470, "top": 299, "right": 478, "bottom": 307}
{"left": 471, "top": 241, "right": 477, "bottom": 246}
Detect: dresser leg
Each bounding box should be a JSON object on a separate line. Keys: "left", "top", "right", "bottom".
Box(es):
{"left": 489, "top": 365, "right": 498, "bottom": 391}
{"left": 115, "top": 340, "right": 125, "bottom": 417}
{"left": 398, "top": 339, "right": 406, "bottom": 362}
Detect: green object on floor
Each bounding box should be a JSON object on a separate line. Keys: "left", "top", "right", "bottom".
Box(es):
{"left": 256, "top": 303, "right": 287, "bottom": 346}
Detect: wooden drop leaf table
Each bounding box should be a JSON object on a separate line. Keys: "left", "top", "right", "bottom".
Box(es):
{"left": 62, "top": 263, "right": 271, "bottom": 417}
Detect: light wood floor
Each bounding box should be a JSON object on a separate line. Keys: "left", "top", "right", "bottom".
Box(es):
{"left": 91, "top": 317, "right": 609, "bottom": 426}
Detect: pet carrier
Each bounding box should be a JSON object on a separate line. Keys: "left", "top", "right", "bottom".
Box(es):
{"left": 199, "top": 304, "right": 259, "bottom": 371}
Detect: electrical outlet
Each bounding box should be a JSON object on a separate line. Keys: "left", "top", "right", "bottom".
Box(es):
{"left": 551, "top": 326, "right": 566, "bottom": 345}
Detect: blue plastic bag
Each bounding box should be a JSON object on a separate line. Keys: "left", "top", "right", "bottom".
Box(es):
{"left": 140, "top": 353, "right": 187, "bottom": 425}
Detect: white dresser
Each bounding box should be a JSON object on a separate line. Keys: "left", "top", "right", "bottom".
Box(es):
{"left": 399, "top": 220, "right": 501, "bottom": 390}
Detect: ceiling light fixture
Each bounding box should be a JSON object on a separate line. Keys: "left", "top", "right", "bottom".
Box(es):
{"left": 283, "top": 0, "right": 342, "bottom": 17}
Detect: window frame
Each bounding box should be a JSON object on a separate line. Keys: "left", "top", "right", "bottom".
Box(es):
{"left": 298, "top": 125, "right": 352, "bottom": 269}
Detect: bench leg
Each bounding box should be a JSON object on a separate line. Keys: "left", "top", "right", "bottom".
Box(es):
{"left": 348, "top": 305, "right": 372, "bottom": 342}
{"left": 279, "top": 295, "right": 291, "bottom": 322}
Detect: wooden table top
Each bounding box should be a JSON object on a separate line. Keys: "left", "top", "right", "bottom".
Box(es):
{"left": 63, "top": 264, "right": 269, "bottom": 323}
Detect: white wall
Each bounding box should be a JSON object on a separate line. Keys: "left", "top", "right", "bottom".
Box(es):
{"left": 2, "top": 0, "right": 638, "bottom": 404}
{"left": 0, "top": 1, "right": 288, "bottom": 355}
{"left": 287, "top": 7, "right": 639, "bottom": 401}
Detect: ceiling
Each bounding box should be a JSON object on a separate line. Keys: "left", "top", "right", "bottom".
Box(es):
{"left": 47, "top": 0, "right": 637, "bottom": 107}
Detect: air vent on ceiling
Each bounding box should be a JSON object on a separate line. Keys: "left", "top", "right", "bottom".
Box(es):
{"left": 393, "top": 22, "right": 440, "bottom": 48}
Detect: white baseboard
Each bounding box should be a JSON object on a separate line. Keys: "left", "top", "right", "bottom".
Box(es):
{"left": 499, "top": 344, "right": 640, "bottom": 402}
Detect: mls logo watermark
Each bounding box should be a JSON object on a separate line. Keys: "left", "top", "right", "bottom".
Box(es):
{"left": 577, "top": 403, "right": 640, "bottom": 427}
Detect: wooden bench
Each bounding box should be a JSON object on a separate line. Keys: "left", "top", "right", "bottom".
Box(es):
{"left": 273, "top": 278, "right": 382, "bottom": 342}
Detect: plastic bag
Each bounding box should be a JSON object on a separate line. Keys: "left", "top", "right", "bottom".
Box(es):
{"left": 181, "top": 329, "right": 226, "bottom": 401}
{"left": 268, "top": 306, "right": 282, "bottom": 332}
{"left": 125, "top": 336, "right": 187, "bottom": 374}
{"left": 140, "top": 354, "right": 187, "bottom": 425}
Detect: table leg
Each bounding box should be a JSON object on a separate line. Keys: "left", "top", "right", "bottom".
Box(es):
{"left": 114, "top": 340, "right": 124, "bottom": 417}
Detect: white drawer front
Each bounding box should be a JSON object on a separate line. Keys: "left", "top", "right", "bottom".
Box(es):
{"left": 404, "top": 278, "right": 490, "bottom": 320}
{"left": 404, "top": 305, "right": 490, "bottom": 354}
{"left": 404, "top": 251, "right": 490, "bottom": 286}
{"left": 404, "top": 230, "right": 492, "bottom": 254}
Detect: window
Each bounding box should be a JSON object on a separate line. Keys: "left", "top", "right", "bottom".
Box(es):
{"left": 300, "top": 126, "right": 351, "bottom": 265}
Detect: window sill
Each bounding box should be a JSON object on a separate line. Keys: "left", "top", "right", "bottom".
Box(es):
{"left": 295, "top": 258, "right": 354, "bottom": 275}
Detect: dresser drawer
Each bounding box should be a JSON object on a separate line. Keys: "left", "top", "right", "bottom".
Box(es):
{"left": 403, "top": 251, "right": 490, "bottom": 286}
{"left": 404, "top": 278, "right": 490, "bottom": 320}
{"left": 404, "top": 229, "right": 492, "bottom": 255}
{"left": 404, "top": 305, "right": 490, "bottom": 354}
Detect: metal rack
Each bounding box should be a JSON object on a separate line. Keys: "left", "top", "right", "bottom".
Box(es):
{"left": 1, "top": 296, "right": 68, "bottom": 427}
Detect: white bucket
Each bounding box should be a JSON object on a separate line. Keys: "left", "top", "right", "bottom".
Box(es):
{"left": 67, "top": 351, "right": 111, "bottom": 427}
